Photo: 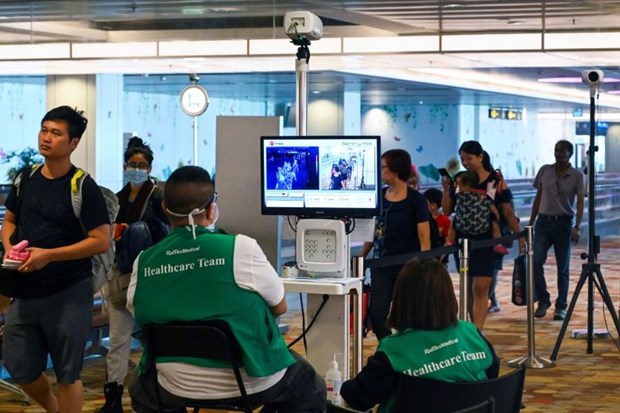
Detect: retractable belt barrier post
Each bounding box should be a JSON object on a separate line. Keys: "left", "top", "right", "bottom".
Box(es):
{"left": 459, "top": 238, "right": 469, "bottom": 321}
{"left": 351, "top": 256, "right": 365, "bottom": 279}
{"left": 508, "top": 226, "right": 555, "bottom": 369}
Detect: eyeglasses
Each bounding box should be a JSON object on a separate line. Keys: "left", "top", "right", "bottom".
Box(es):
{"left": 126, "top": 162, "right": 150, "bottom": 169}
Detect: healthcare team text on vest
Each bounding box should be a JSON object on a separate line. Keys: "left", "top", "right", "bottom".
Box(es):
{"left": 404, "top": 337, "right": 489, "bottom": 377}
{"left": 144, "top": 246, "right": 225, "bottom": 277}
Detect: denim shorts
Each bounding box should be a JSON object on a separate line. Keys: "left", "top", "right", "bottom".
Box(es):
{"left": 2, "top": 276, "right": 93, "bottom": 384}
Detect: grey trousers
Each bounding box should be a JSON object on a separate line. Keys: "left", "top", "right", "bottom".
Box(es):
{"left": 105, "top": 301, "right": 135, "bottom": 384}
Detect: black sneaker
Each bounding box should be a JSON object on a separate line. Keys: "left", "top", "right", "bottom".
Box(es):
{"left": 553, "top": 308, "right": 567, "bottom": 320}
{"left": 487, "top": 303, "right": 501, "bottom": 313}
{"left": 534, "top": 302, "right": 551, "bottom": 318}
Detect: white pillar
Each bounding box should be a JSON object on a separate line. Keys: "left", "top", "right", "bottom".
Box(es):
{"left": 95, "top": 74, "right": 124, "bottom": 190}
{"left": 46, "top": 75, "right": 97, "bottom": 176}
{"left": 343, "top": 88, "right": 361, "bottom": 135}
{"left": 46, "top": 74, "right": 124, "bottom": 189}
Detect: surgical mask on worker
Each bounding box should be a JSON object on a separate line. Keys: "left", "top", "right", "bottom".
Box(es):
{"left": 166, "top": 207, "right": 205, "bottom": 239}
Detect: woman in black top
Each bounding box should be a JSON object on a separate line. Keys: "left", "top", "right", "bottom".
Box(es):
{"left": 361, "top": 149, "right": 431, "bottom": 339}
{"left": 441, "top": 141, "right": 523, "bottom": 330}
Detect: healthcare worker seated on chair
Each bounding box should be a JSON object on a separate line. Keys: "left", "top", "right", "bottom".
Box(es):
{"left": 126, "top": 166, "right": 326, "bottom": 413}
{"left": 340, "top": 258, "right": 499, "bottom": 413}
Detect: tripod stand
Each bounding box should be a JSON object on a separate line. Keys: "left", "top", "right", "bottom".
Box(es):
{"left": 550, "top": 78, "right": 620, "bottom": 360}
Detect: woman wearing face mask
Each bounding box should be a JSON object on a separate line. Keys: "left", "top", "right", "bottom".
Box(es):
{"left": 97, "top": 137, "right": 169, "bottom": 413}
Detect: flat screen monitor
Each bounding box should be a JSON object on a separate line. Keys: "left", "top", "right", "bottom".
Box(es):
{"left": 260, "top": 135, "right": 380, "bottom": 218}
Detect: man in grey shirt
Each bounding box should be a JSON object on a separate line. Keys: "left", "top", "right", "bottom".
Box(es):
{"left": 529, "top": 140, "right": 585, "bottom": 320}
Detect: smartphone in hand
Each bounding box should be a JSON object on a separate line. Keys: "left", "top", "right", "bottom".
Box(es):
{"left": 437, "top": 168, "right": 452, "bottom": 183}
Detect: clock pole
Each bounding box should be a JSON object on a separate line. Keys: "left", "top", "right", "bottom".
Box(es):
{"left": 179, "top": 73, "right": 209, "bottom": 166}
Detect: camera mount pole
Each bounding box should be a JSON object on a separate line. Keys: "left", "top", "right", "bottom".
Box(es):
{"left": 550, "top": 77, "right": 620, "bottom": 360}
{"left": 292, "top": 37, "right": 311, "bottom": 136}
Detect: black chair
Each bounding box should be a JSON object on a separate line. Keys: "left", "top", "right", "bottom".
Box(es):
{"left": 84, "top": 292, "right": 110, "bottom": 359}
{"left": 325, "top": 402, "right": 375, "bottom": 412}
{"left": 142, "top": 320, "right": 260, "bottom": 413}
{"left": 452, "top": 400, "right": 494, "bottom": 413}
{"left": 392, "top": 366, "right": 526, "bottom": 413}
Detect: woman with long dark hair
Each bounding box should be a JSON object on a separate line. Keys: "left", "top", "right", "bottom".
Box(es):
{"left": 441, "top": 141, "right": 523, "bottom": 330}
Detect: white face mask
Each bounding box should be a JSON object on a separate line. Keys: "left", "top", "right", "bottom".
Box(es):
{"left": 209, "top": 203, "right": 219, "bottom": 228}
{"left": 165, "top": 207, "right": 205, "bottom": 239}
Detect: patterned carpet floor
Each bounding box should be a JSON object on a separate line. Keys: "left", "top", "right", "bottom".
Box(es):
{"left": 1, "top": 238, "right": 620, "bottom": 412}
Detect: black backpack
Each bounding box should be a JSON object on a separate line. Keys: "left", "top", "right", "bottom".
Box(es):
{"left": 115, "top": 186, "right": 170, "bottom": 274}
{"left": 116, "top": 221, "right": 153, "bottom": 274}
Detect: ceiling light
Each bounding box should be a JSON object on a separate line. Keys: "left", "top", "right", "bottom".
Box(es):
{"left": 537, "top": 77, "right": 581, "bottom": 83}
{"left": 442, "top": 33, "right": 540, "bottom": 51}
{"left": 546, "top": 32, "right": 620, "bottom": 49}
{"left": 538, "top": 77, "right": 620, "bottom": 83}
{"left": 182, "top": 7, "right": 206, "bottom": 15}
{"left": 207, "top": 7, "right": 241, "bottom": 13}
{"left": 442, "top": 2, "right": 465, "bottom": 8}
{"left": 0, "top": 43, "right": 70, "bottom": 60}
{"left": 405, "top": 67, "right": 620, "bottom": 108}
{"left": 507, "top": 20, "right": 524, "bottom": 25}
{"left": 159, "top": 40, "right": 247, "bottom": 57}
{"left": 343, "top": 36, "right": 438, "bottom": 53}
{"left": 72, "top": 42, "right": 157, "bottom": 58}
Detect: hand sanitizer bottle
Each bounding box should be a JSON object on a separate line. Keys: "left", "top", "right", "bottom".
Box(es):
{"left": 325, "top": 353, "right": 343, "bottom": 405}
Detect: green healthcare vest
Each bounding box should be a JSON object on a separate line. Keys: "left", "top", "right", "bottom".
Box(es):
{"left": 377, "top": 320, "right": 494, "bottom": 413}
{"left": 133, "top": 226, "right": 295, "bottom": 377}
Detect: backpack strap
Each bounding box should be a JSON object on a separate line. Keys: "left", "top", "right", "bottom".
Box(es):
{"left": 14, "top": 164, "right": 43, "bottom": 215}
{"left": 70, "top": 167, "right": 88, "bottom": 222}
{"left": 14, "top": 164, "right": 42, "bottom": 196}
{"left": 136, "top": 181, "right": 158, "bottom": 221}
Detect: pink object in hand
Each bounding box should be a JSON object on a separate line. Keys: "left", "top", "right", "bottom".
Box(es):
{"left": 14, "top": 251, "right": 30, "bottom": 261}
{"left": 7, "top": 240, "right": 31, "bottom": 261}
{"left": 12, "top": 240, "right": 29, "bottom": 252}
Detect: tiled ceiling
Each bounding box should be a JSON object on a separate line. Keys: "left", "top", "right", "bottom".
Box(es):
{"left": 1, "top": 1, "right": 620, "bottom": 110}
